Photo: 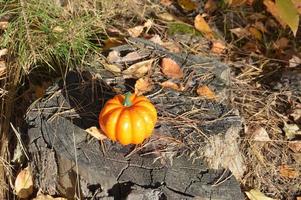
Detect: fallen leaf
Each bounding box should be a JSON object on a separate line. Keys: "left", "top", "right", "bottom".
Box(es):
{"left": 289, "top": 55, "right": 301, "bottom": 68}
{"left": 127, "top": 19, "right": 153, "bottom": 37}
{"left": 292, "top": 0, "right": 301, "bottom": 15}
{"left": 157, "top": 12, "right": 175, "bottom": 21}
{"left": 15, "top": 166, "right": 34, "bottom": 199}
{"left": 135, "top": 77, "right": 153, "bottom": 95}
{"left": 103, "top": 37, "right": 124, "bottom": 50}
{"left": 194, "top": 14, "right": 215, "bottom": 39}
{"left": 0, "top": 49, "right": 8, "bottom": 58}
{"left": 161, "top": 58, "right": 183, "bottom": 78}
{"left": 123, "top": 59, "right": 153, "bottom": 78}
{"left": 246, "top": 126, "right": 271, "bottom": 142}
{"left": 297, "top": 197, "right": 301, "bottom": 200}
{"left": 273, "top": 37, "right": 289, "bottom": 50}
{"left": 210, "top": 40, "right": 226, "bottom": 54}
{"left": 33, "top": 194, "right": 67, "bottom": 200}
{"left": 248, "top": 27, "right": 262, "bottom": 40}
{"left": 279, "top": 164, "right": 299, "bottom": 178}
{"left": 107, "top": 50, "right": 121, "bottom": 63}
{"left": 160, "top": 0, "right": 173, "bottom": 6}
{"left": 264, "top": 0, "right": 286, "bottom": 28}
{"left": 85, "top": 126, "right": 107, "bottom": 140}
{"left": 161, "top": 80, "right": 184, "bottom": 91}
{"left": 230, "top": 27, "right": 250, "bottom": 38}
{"left": 127, "top": 25, "right": 145, "bottom": 37}
{"left": 197, "top": 85, "right": 216, "bottom": 99}
{"left": 177, "top": 0, "right": 198, "bottom": 11}
{"left": 288, "top": 141, "right": 301, "bottom": 153}
{"left": 245, "top": 189, "right": 275, "bottom": 200}
{"left": 162, "top": 41, "right": 182, "bottom": 53}
{"left": 242, "top": 41, "right": 262, "bottom": 54}
{"left": 103, "top": 63, "right": 122, "bottom": 73}
{"left": 284, "top": 123, "right": 301, "bottom": 140}
{"left": 205, "top": 0, "right": 218, "bottom": 13}
{"left": 0, "top": 21, "right": 8, "bottom": 30}
{"left": 276, "top": 0, "right": 299, "bottom": 36}
{"left": 149, "top": 35, "right": 164, "bottom": 45}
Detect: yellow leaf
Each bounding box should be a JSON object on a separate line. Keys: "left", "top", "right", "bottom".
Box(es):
{"left": 245, "top": 189, "right": 275, "bottom": 200}
{"left": 177, "top": 0, "right": 198, "bottom": 11}
{"left": 276, "top": 0, "right": 299, "bottom": 36}
{"left": 33, "top": 194, "right": 67, "bottom": 200}
{"left": 264, "top": 0, "right": 286, "bottom": 28}
{"left": 291, "top": 0, "right": 301, "bottom": 15}
{"left": 194, "top": 14, "right": 215, "bottom": 39}
{"left": 15, "top": 166, "right": 34, "bottom": 199}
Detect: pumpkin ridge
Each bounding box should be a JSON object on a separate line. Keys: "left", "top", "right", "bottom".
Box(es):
{"left": 101, "top": 107, "right": 123, "bottom": 120}
{"left": 132, "top": 105, "right": 157, "bottom": 120}
{"left": 131, "top": 109, "right": 146, "bottom": 144}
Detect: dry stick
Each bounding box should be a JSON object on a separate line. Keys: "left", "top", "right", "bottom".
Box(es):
{"left": 19, "top": 0, "right": 36, "bottom": 72}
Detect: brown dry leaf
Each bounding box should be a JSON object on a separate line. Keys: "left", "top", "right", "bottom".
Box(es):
{"left": 297, "top": 197, "right": 301, "bottom": 200}
{"left": 0, "top": 21, "right": 8, "bottom": 30}
{"left": 230, "top": 27, "right": 250, "bottom": 38}
{"left": 194, "top": 14, "right": 215, "bottom": 39}
{"left": 160, "top": 0, "right": 173, "bottom": 6}
{"left": 35, "top": 85, "right": 46, "bottom": 98}
{"left": 33, "top": 194, "right": 67, "bottom": 200}
{"left": 288, "top": 141, "right": 301, "bottom": 153}
{"left": 263, "top": 0, "right": 286, "bottom": 28}
{"left": 161, "top": 58, "right": 183, "bottom": 79}
{"left": 123, "top": 59, "right": 153, "bottom": 78}
{"left": 85, "top": 126, "right": 107, "bottom": 140}
{"left": 15, "top": 166, "right": 34, "bottom": 199}
{"left": 197, "top": 85, "right": 216, "bottom": 99}
{"left": 163, "top": 41, "right": 181, "bottom": 53}
{"left": 107, "top": 50, "right": 121, "bottom": 63}
{"left": 289, "top": 55, "right": 301, "bottom": 68}
{"left": 127, "top": 19, "right": 153, "bottom": 37}
{"left": 177, "top": 0, "right": 198, "bottom": 11}
{"left": 242, "top": 41, "right": 262, "bottom": 54}
{"left": 103, "top": 63, "right": 122, "bottom": 73}
{"left": 149, "top": 35, "right": 164, "bottom": 45}
{"left": 204, "top": 0, "right": 218, "bottom": 13}
{"left": 0, "top": 49, "right": 8, "bottom": 58}
{"left": 127, "top": 25, "right": 145, "bottom": 38}
{"left": 245, "top": 189, "right": 275, "bottom": 200}
{"left": 103, "top": 37, "right": 124, "bottom": 50}
{"left": 248, "top": 27, "right": 262, "bottom": 40}
{"left": 211, "top": 40, "right": 226, "bottom": 54}
{"left": 161, "top": 80, "right": 184, "bottom": 91}
{"left": 279, "top": 164, "right": 299, "bottom": 178}
{"left": 135, "top": 77, "right": 153, "bottom": 95}
{"left": 273, "top": 37, "right": 289, "bottom": 50}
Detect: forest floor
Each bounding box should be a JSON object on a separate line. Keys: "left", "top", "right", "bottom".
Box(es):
{"left": 1, "top": 0, "right": 301, "bottom": 199}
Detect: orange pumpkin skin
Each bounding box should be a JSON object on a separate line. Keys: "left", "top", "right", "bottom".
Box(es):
{"left": 99, "top": 93, "right": 157, "bottom": 145}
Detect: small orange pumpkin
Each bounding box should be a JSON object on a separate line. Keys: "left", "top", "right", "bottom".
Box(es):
{"left": 99, "top": 92, "right": 157, "bottom": 145}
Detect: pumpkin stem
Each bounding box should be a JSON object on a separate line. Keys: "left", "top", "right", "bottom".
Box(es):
{"left": 123, "top": 92, "right": 132, "bottom": 107}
